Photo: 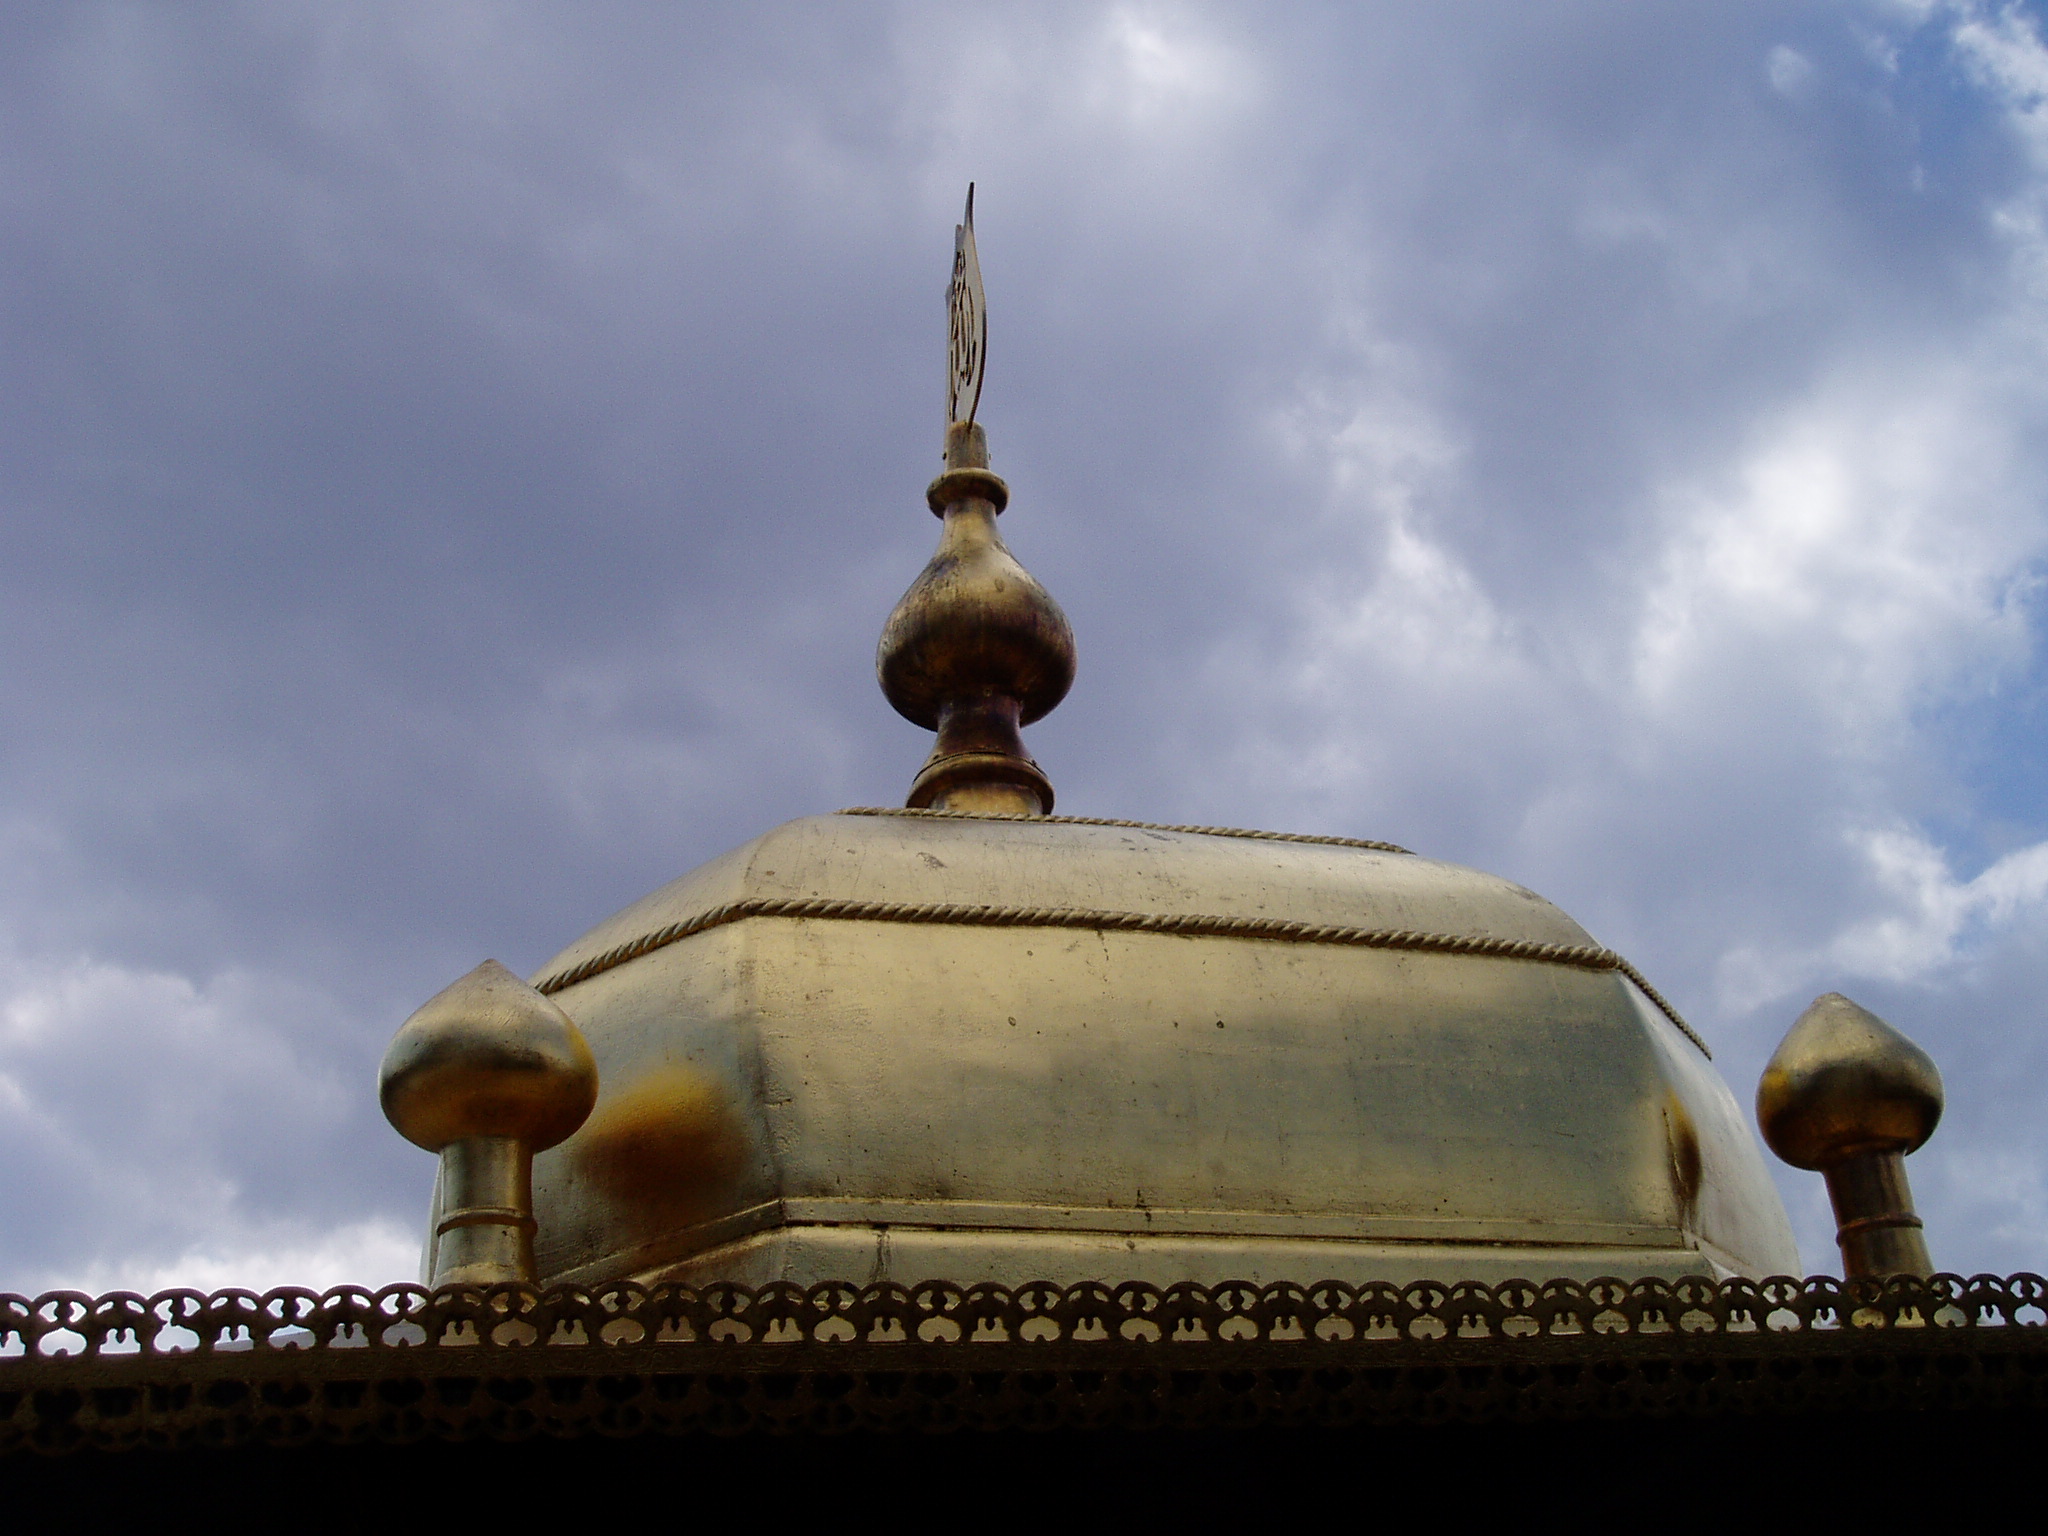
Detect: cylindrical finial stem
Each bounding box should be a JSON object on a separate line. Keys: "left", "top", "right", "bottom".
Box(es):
{"left": 946, "top": 420, "right": 989, "bottom": 471}
{"left": 428, "top": 1135, "right": 537, "bottom": 1288}
{"left": 1823, "top": 1148, "right": 1933, "bottom": 1279}
{"left": 912, "top": 693, "right": 1052, "bottom": 815}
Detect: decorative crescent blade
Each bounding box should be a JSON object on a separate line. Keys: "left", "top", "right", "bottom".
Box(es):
{"left": 946, "top": 183, "right": 986, "bottom": 429}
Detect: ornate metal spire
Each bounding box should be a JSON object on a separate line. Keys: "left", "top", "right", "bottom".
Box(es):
{"left": 877, "top": 187, "right": 1075, "bottom": 815}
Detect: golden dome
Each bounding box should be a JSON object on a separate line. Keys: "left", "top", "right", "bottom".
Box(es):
{"left": 523, "top": 809, "right": 1798, "bottom": 1287}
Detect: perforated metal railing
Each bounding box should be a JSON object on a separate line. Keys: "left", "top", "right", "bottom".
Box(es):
{"left": 5, "top": 1275, "right": 2047, "bottom": 1452}
{"left": 8, "top": 1273, "right": 2048, "bottom": 1355}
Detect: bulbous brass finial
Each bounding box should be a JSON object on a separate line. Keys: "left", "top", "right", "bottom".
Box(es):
{"left": 380, "top": 959, "right": 598, "bottom": 1287}
{"left": 1757, "top": 992, "right": 1943, "bottom": 1279}
{"left": 876, "top": 189, "right": 1074, "bottom": 815}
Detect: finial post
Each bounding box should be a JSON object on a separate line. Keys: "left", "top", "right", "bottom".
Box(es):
{"left": 877, "top": 188, "right": 1075, "bottom": 815}
{"left": 379, "top": 960, "right": 598, "bottom": 1288}
{"left": 1756, "top": 992, "right": 1943, "bottom": 1279}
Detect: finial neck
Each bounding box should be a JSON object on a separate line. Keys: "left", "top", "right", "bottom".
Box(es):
{"left": 428, "top": 1135, "right": 538, "bottom": 1287}
{"left": 908, "top": 694, "right": 1054, "bottom": 814}
{"left": 928, "top": 424, "right": 1007, "bottom": 517}
{"left": 1823, "top": 1147, "right": 1934, "bottom": 1279}
{"left": 379, "top": 959, "right": 598, "bottom": 1289}
{"left": 945, "top": 420, "right": 990, "bottom": 471}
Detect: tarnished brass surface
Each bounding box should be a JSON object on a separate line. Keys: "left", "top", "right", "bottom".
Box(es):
{"left": 531, "top": 822, "right": 1702, "bottom": 1055}
{"left": 1758, "top": 993, "right": 1941, "bottom": 1278}
{"left": 531, "top": 889, "right": 1679, "bottom": 1013}
{"left": 1824, "top": 1151, "right": 1931, "bottom": 1278}
{"left": 380, "top": 961, "right": 598, "bottom": 1153}
{"left": 380, "top": 961, "right": 598, "bottom": 1287}
{"left": 8, "top": 1274, "right": 2047, "bottom": 1454}
{"left": 519, "top": 811, "right": 1797, "bottom": 1289}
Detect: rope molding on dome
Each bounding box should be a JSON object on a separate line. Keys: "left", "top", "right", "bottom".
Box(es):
{"left": 835, "top": 804, "right": 1415, "bottom": 854}
{"left": 532, "top": 895, "right": 1709, "bottom": 1057}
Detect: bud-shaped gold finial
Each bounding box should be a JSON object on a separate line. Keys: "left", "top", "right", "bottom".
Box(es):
{"left": 380, "top": 959, "right": 598, "bottom": 1287}
{"left": 876, "top": 188, "right": 1075, "bottom": 815}
{"left": 1757, "top": 992, "right": 1943, "bottom": 1279}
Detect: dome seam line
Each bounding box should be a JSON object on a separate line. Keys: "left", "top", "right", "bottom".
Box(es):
{"left": 531, "top": 898, "right": 1708, "bottom": 1057}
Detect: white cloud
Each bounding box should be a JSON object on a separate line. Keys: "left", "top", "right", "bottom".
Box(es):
{"left": 0, "top": 945, "right": 415, "bottom": 1295}
{"left": 1943, "top": 1, "right": 2048, "bottom": 328}
{"left": 1953, "top": 4, "right": 2048, "bottom": 144}
{"left": 1095, "top": 6, "right": 1258, "bottom": 129}
{"left": 1632, "top": 379, "right": 2035, "bottom": 738}
{"left": 23, "top": 1216, "right": 419, "bottom": 1299}
{"left": 1721, "top": 827, "right": 2048, "bottom": 1008}
{"left": 1767, "top": 45, "right": 1815, "bottom": 100}
{"left": 1279, "top": 358, "right": 1499, "bottom": 688}
{"left": 1939, "top": 1144, "right": 2048, "bottom": 1259}
{"left": 1839, "top": 829, "right": 2048, "bottom": 974}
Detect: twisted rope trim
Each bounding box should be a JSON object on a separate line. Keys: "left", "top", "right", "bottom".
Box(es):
{"left": 835, "top": 805, "right": 1413, "bottom": 854}
{"left": 534, "top": 896, "right": 1708, "bottom": 1057}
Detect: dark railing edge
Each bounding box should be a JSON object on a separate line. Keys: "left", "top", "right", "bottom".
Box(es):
{"left": 5, "top": 1272, "right": 2045, "bottom": 1365}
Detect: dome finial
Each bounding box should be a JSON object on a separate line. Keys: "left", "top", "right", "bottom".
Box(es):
{"left": 877, "top": 187, "right": 1075, "bottom": 815}
{"left": 380, "top": 959, "right": 598, "bottom": 1288}
{"left": 1757, "top": 992, "right": 1943, "bottom": 1279}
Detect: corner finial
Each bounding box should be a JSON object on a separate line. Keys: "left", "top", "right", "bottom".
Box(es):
{"left": 1756, "top": 992, "right": 1943, "bottom": 1279}
{"left": 379, "top": 959, "right": 598, "bottom": 1288}
{"left": 877, "top": 187, "right": 1076, "bottom": 815}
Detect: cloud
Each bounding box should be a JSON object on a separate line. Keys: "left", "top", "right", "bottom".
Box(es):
{"left": 0, "top": 945, "right": 423, "bottom": 1292}
{"left": 1634, "top": 376, "right": 2036, "bottom": 740}
{"left": 1721, "top": 826, "right": 2048, "bottom": 1004}
{"left": 1767, "top": 44, "right": 1817, "bottom": 100}
{"left": 1093, "top": 6, "right": 1259, "bottom": 129}
{"left": 20, "top": 1218, "right": 420, "bottom": 1300}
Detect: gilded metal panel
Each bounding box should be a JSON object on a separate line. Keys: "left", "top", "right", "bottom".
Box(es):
{"left": 521, "top": 813, "right": 1797, "bottom": 1287}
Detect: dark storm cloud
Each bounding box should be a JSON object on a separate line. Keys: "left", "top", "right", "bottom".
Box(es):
{"left": 2, "top": 1, "right": 2046, "bottom": 1286}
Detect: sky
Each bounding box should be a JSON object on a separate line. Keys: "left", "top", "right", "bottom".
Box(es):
{"left": 4, "top": 0, "right": 2048, "bottom": 1293}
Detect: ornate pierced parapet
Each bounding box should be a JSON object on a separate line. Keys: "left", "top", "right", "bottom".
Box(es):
{"left": 5, "top": 1273, "right": 2047, "bottom": 1453}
